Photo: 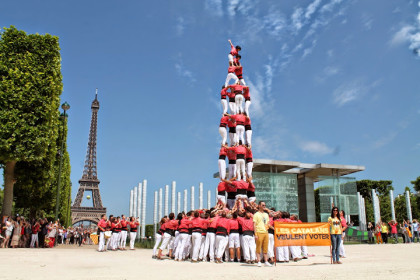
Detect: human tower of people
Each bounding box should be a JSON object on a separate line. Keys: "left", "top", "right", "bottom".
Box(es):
{"left": 150, "top": 41, "right": 311, "bottom": 266}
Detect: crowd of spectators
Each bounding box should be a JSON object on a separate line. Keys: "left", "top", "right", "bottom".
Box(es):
{"left": 367, "top": 219, "right": 419, "bottom": 244}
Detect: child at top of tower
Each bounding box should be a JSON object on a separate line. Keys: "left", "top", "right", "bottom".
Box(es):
{"left": 228, "top": 39, "right": 241, "bottom": 66}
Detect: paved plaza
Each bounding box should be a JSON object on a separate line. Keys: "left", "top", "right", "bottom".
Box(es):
{"left": 1, "top": 243, "right": 420, "bottom": 280}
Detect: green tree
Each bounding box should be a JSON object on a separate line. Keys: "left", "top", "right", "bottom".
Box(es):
{"left": 0, "top": 26, "right": 63, "bottom": 217}
{"left": 356, "top": 180, "right": 393, "bottom": 222}
{"left": 411, "top": 176, "right": 420, "bottom": 192}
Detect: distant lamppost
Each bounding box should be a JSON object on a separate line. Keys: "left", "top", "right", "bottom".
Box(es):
{"left": 55, "top": 102, "right": 70, "bottom": 221}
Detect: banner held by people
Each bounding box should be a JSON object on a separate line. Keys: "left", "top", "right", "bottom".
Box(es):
{"left": 274, "top": 222, "right": 331, "bottom": 247}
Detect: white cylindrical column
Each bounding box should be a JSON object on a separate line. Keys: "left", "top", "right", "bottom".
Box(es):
{"left": 390, "top": 190, "right": 396, "bottom": 221}
{"left": 177, "top": 192, "right": 181, "bottom": 214}
{"left": 362, "top": 197, "right": 366, "bottom": 231}
{"left": 199, "top": 182, "right": 203, "bottom": 209}
{"left": 129, "top": 189, "right": 134, "bottom": 217}
{"left": 405, "top": 190, "right": 413, "bottom": 222}
{"left": 191, "top": 186, "right": 195, "bottom": 211}
{"left": 184, "top": 189, "right": 188, "bottom": 213}
{"left": 133, "top": 186, "right": 138, "bottom": 219}
{"left": 137, "top": 183, "right": 142, "bottom": 237}
{"left": 159, "top": 188, "right": 163, "bottom": 220}
{"left": 141, "top": 180, "right": 147, "bottom": 238}
{"left": 207, "top": 190, "right": 211, "bottom": 209}
{"left": 165, "top": 185, "right": 169, "bottom": 216}
{"left": 154, "top": 191, "right": 158, "bottom": 235}
{"left": 171, "top": 181, "right": 176, "bottom": 214}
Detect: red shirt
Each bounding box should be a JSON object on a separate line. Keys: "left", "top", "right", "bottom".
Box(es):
{"left": 246, "top": 148, "right": 253, "bottom": 159}
{"left": 245, "top": 117, "right": 251, "bottom": 126}
{"left": 221, "top": 87, "right": 228, "bottom": 98}
{"left": 235, "top": 66, "right": 243, "bottom": 77}
{"left": 236, "top": 180, "right": 248, "bottom": 190}
{"left": 219, "top": 146, "right": 228, "bottom": 156}
{"left": 178, "top": 218, "right": 192, "bottom": 233}
{"left": 235, "top": 114, "right": 246, "bottom": 125}
{"left": 32, "top": 224, "right": 40, "bottom": 234}
{"left": 248, "top": 182, "right": 255, "bottom": 192}
{"left": 129, "top": 221, "right": 139, "bottom": 232}
{"left": 234, "top": 145, "right": 247, "bottom": 156}
{"left": 232, "top": 84, "right": 244, "bottom": 93}
{"left": 227, "top": 148, "right": 237, "bottom": 160}
{"left": 216, "top": 217, "right": 231, "bottom": 235}
{"left": 220, "top": 116, "right": 229, "bottom": 127}
{"left": 227, "top": 116, "right": 236, "bottom": 128}
{"left": 191, "top": 217, "right": 203, "bottom": 230}
{"left": 209, "top": 217, "right": 219, "bottom": 229}
{"left": 218, "top": 181, "right": 227, "bottom": 192}
{"left": 165, "top": 220, "right": 179, "bottom": 230}
{"left": 230, "top": 45, "right": 238, "bottom": 56}
{"left": 227, "top": 88, "right": 236, "bottom": 99}
{"left": 98, "top": 219, "right": 107, "bottom": 231}
{"left": 120, "top": 220, "right": 127, "bottom": 230}
{"left": 243, "top": 87, "right": 250, "bottom": 99}
{"left": 226, "top": 181, "right": 237, "bottom": 193}
{"left": 238, "top": 217, "right": 254, "bottom": 231}
{"left": 228, "top": 66, "right": 236, "bottom": 73}
{"left": 233, "top": 58, "right": 241, "bottom": 66}
{"left": 229, "top": 219, "right": 239, "bottom": 231}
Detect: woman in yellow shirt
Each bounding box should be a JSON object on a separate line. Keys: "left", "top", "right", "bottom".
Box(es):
{"left": 328, "top": 207, "right": 343, "bottom": 264}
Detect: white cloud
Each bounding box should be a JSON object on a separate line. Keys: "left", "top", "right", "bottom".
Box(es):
{"left": 320, "top": 0, "right": 343, "bottom": 13}
{"left": 332, "top": 81, "right": 366, "bottom": 107}
{"left": 175, "top": 57, "right": 196, "bottom": 84}
{"left": 291, "top": 7, "right": 304, "bottom": 32}
{"left": 390, "top": 25, "right": 415, "bottom": 46}
{"left": 305, "top": 0, "right": 322, "bottom": 19}
{"left": 263, "top": 11, "right": 286, "bottom": 37}
{"left": 204, "top": 0, "right": 223, "bottom": 17}
{"left": 362, "top": 14, "right": 373, "bottom": 30}
{"left": 176, "top": 17, "right": 185, "bottom": 36}
{"left": 373, "top": 131, "right": 398, "bottom": 149}
{"left": 299, "top": 140, "right": 334, "bottom": 155}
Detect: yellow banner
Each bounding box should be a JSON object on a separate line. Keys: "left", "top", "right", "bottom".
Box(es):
{"left": 274, "top": 222, "right": 331, "bottom": 247}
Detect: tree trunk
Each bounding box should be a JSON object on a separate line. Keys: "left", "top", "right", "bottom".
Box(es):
{"left": 1, "top": 160, "right": 17, "bottom": 217}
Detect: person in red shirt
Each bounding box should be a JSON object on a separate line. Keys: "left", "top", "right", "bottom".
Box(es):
{"left": 157, "top": 213, "right": 178, "bottom": 260}
{"left": 246, "top": 176, "right": 256, "bottom": 203}
{"left": 129, "top": 217, "right": 140, "bottom": 251}
{"left": 243, "top": 87, "right": 251, "bottom": 116}
{"left": 232, "top": 82, "right": 248, "bottom": 114}
{"left": 215, "top": 212, "right": 231, "bottom": 263}
{"left": 227, "top": 115, "right": 237, "bottom": 146}
{"left": 246, "top": 145, "right": 253, "bottom": 178}
{"left": 225, "top": 65, "right": 239, "bottom": 88}
{"left": 227, "top": 145, "right": 237, "bottom": 180}
{"left": 190, "top": 211, "right": 204, "bottom": 262}
{"left": 228, "top": 212, "right": 241, "bottom": 262}
{"left": 234, "top": 144, "right": 247, "bottom": 181}
{"left": 220, "top": 86, "right": 228, "bottom": 115}
{"left": 30, "top": 220, "right": 40, "bottom": 248}
{"left": 222, "top": 177, "right": 237, "bottom": 209}
{"left": 219, "top": 115, "right": 229, "bottom": 146}
{"left": 217, "top": 180, "right": 227, "bottom": 205}
{"left": 245, "top": 115, "right": 252, "bottom": 147}
{"left": 198, "top": 213, "right": 209, "bottom": 261}
{"left": 234, "top": 178, "right": 248, "bottom": 201}
{"left": 235, "top": 112, "right": 246, "bottom": 145}
{"left": 238, "top": 210, "right": 256, "bottom": 263}
{"left": 227, "top": 86, "right": 237, "bottom": 114}
{"left": 97, "top": 214, "right": 108, "bottom": 252}
{"left": 203, "top": 212, "right": 218, "bottom": 262}
{"left": 228, "top": 39, "right": 241, "bottom": 66}
{"left": 218, "top": 145, "right": 228, "bottom": 180}
{"left": 119, "top": 215, "right": 128, "bottom": 250}
{"left": 234, "top": 55, "right": 246, "bottom": 86}
{"left": 174, "top": 214, "right": 192, "bottom": 261}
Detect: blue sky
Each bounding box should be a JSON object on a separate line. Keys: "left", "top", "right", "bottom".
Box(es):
{"left": 1, "top": 0, "right": 420, "bottom": 224}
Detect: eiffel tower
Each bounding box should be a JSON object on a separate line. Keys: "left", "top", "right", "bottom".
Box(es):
{"left": 71, "top": 89, "right": 106, "bottom": 225}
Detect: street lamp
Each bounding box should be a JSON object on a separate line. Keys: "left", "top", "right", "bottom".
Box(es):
{"left": 55, "top": 102, "right": 70, "bottom": 221}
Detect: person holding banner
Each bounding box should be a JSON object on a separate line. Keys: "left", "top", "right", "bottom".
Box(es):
{"left": 253, "top": 201, "right": 272, "bottom": 267}
{"left": 328, "top": 207, "right": 343, "bottom": 264}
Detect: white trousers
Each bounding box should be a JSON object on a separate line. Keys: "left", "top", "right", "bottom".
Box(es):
{"left": 339, "top": 233, "right": 346, "bottom": 257}
{"left": 184, "top": 235, "right": 192, "bottom": 258}
{"left": 229, "top": 233, "right": 240, "bottom": 248}
{"left": 249, "top": 195, "right": 256, "bottom": 203}
{"left": 225, "top": 72, "right": 238, "bottom": 87}
{"left": 301, "top": 245, "right": 308, "bottom": 258}
{"left": 268, "top": 233, "right": 274, "bottom": 258}
{"left": 191, "top": 232, "right": 202, "bottom": 261}
{"left": 215, "top": 235, "right": 229, "bottom": 259}
{"left": 239, "top": 78, "right": 246, "bottom": 86}
{"left": 116, "top": 232, "right": 122, "bottom": 249}
{"left": 228, "top": 54, "right": 234, "bottom": 63}
{"left": 242, "top": 235, "right": 256, "bottom": 261}
{"left": 159, "top": 232, "right": 173, "bottom": 251}
{"left": 111, "top": 232, "right": 119, "bottom": 249}
{"left": 246, "top": 162, "right": 253, "bottom": 178}
{"left": 245, "top": 130, "right": 252, "bottom": 146}
{"left": 218, "top": 159, "right": 226, "bottom": 179}
{"left": 229, "top": 101, "right": 237, "bottom": 115}
{"left": 175, "top": 233, "right": 189, "bottom": 260}
{"left": 172, "top": 231, "right": 180, "bottom": 251}
{"left": 290, "top": 246, "right": 301, "bottom": 259}
{"left": 30, "top": 234, "right": 38, "bottom": 248}
{"left": 276, "top": 246, "right": 289, "bottom": 261}
{"left": 236, "top": 125, "right": 245, "bottom": 144}
{"left": 228, "top": 163, "right": 236, "bottom": 179}
{"left": 152, "top": 233, "right": 162, "bottom": 254}
{"left": 203, "top": 232, "right": 216, "bottom": 261}
{"left": 98, "top": 232, "right": 105, "bottom": 251}
{"left": 235, "top": 94, "right": 244, "bottom": 113}
{"left": 229, "top": 131, "right": 237, "bottom": 146}
{"left": 217, "top": 195, "right": 226, "bottom": 204}
{"left": 130, "top": 231, "right": 137, "bottom": 250}
{"left": 245, "top": 100, "right": 251, "bottom": 116}
{"left": 219, "top": 127, "right": 227, "bottom": 145}
{"left": 120, "top": 231, "right": 127, "bottom": 249}
{"left": 199, "top": 235, "right": 207, "bottom": 259}
{"left": 221, "top": 99, "right": 228, "bottom": 114}
{"left": 236, "top": 159, "right": 246, "bottom": 181}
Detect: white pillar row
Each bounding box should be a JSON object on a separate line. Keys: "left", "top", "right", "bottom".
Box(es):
{"left": 199, "top": 182, "right": 203, "bottom": 209}
{"left": 164, "top": 185, "right": 169, "bottom": 216}
{"left": 171, "top": 181, "right": 176, "bottom": 214}
{"left": 184, "top": 189, "right": 188, "bottom": 213}
{"left": 159, "top": 188, "right": 163, "bottom": 220}
{"left": 154, "top": 191, "right": 158, "bottom": 235}
{"left": 361, "top": 197, "right": 366, "bottom": 230}
{"left": 405, "top": 190, "right": 413, "bottom": 223}
{"left": 141, "top": 179, "right": 147, "bottom": 238}
{"left": 191, "top": 186, "right": 195, "bottom": 211}
{"left": 390, "top": 190, "right": 396, "bottom": 221}
{"left": 207, "top": 190, "right": 211, "bottom": 209}
{"left": 137, "top": 183, "right": 142, "bottom": 238}
{"left": 177, "top": 192, "right": 181, "bottom": 214}
{"left": 129, "top": 189, "right": 134, "bottom": 217}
